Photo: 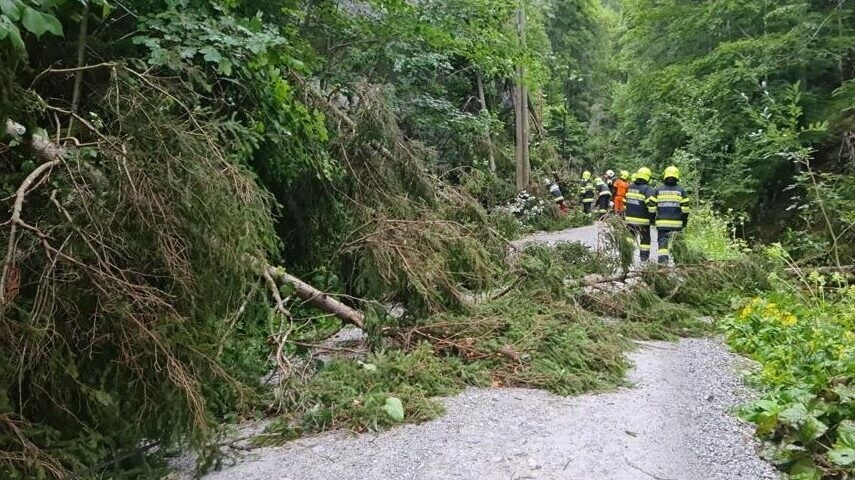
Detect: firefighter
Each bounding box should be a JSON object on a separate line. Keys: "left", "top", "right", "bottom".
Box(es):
{"left": 613, "top": 170, "right": 630, "bottom": 215}
{"left": 579, "top": 171, "right": 595, "bottom": 213}
{"left": 543, "top": 177, "right": 568, "bottom": 212}
{"left": 647, "top": 165, "right": 691, "bottom": 264}
{"left": 594, "top": 177, "right": 612, "bottom": 217}
{"left": 625, "top": 167, "right": 655, "bottom": 261}
{"left": 604, "top": 169, "right": 616, "bottom": 195}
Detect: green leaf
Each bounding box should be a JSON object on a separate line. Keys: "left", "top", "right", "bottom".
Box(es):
{"left": 799, "top": 416, "right": 827, "bottom": 441}
{"left": 838, "top": 420, "right": 855, "bottom": 447}
{"left": 200, "top": 46, "right": 222, "bottom": 64}
{"left": 21, "top": 6, "right": 63, "bottom": 38}
{"left": 788, "top": 457, "right": 821, "bottom": 480}
{"left": 92, "top": 389, "right": 113, "bottom": 406}
{"left": 0, "top": 19, "right": 9, "bottom": 40}
{"left": 832, "top": 385, "right": 855, "bottom": 403}
{"left": 382, "top": 397, "right": 404, "bottom": 422}
{"left": 1, "top": 0, "right": 21, "bottom": 21}
{"left": 91, "top": 0, "right": 111, "bottom": 18}
{"left": 1, "top": 20, "right": 23, "bottom": 50}
{"left": 778, "top": 403, "right": 809, "bottom": 426}
{"left": 827, "top": 447, "right": 855, "bottom": 466}
{"left": 218, "top": 58, "right": 233, "bottom": 76}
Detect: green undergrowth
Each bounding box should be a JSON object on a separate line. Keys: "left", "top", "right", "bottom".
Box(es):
{"left": 723, "top": 278, "right": 855, "bottom": 479}
{"left": 262, "top": 344, "right": 476, "bottom": 440}
{"left": 413, "top": 292, "right": 630, "bottom": 395}
{"left": 580, "top": 285, "right": 712, "bottom": 340}
{"left": 261, "top": 238, "right": 776, "bottom": 447}
{"left": 671, "top": 204, "right": 749, "bottom": 263}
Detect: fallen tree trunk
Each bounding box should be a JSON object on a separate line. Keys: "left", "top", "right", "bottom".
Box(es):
{"left": 265, "top": 266, "right": 365, "bottom": 329}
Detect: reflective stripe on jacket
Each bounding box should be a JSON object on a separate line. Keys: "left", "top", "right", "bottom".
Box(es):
{"left": 548, "top": 182, "right": 565, "bottom": 203}
{"left": 579, "top": 179, "right": 594, "bottom": 203}
{"left": 625, "top": 181, "right": 654, "bottom": 225}
{"left": 647, "top": 183, "right": 691, "bottom": 230}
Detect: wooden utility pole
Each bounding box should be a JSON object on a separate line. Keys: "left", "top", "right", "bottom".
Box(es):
{"left": 513, "top": 4, "right": 530, "bottom": 191}
{"left": 476, "top": 71, "right": 496, "bottom": 173}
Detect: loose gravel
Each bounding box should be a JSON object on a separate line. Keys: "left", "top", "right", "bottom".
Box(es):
{"left": 193, "top": 338, "right": 777, "bottom": 480}
{"left": 182, "top": 224, "right": 777, "bottom": 480}
{"left": 511, "top": 223, "right": 605, "bottom": 250}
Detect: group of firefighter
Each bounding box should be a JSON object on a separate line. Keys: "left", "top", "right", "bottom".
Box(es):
{"left": 544, "top": 165, "right": 690, "bottom": 264}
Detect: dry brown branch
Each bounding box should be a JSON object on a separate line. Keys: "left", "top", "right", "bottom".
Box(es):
{"left": 2, "top": 121, "right": 64, "bottom": 304}
{"left": 265, "top": 266, "right": 365, "bottom": 329}
{"left": 262, "top": 267, "right": 292, "bottom": 318}
{"left": 289, "top": 341, "right": 365, "bottom": 355}
{"left": 29, "top": 62, "right": 117, "bottom": 89}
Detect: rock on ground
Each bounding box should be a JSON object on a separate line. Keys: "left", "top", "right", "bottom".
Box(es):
{"left": 193, "top": 338, "right": 778, "bottom": 480}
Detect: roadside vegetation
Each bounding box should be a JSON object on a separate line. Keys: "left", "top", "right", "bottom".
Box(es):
{"left": 724, "top": 253, "right": 855, "bottom": 479}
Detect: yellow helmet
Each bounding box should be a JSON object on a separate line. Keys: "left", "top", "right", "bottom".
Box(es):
{"left": 582, "top": 171, "right": 591, "bottom": 180}
{"left": 636, "top": 167, "right": 652, "bottom": 182}
{"left": 663, "top": 165, "right": 680, "bottom": 180}
{"left": 620, "top": 170, "right": 630, "bottom": 180}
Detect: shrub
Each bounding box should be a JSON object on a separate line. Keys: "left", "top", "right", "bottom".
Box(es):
{"left": 724, "top": 283, "right": 855, "bottom": 478}
{"left": 672, "top": 203, "right": 747, "bottom": 264}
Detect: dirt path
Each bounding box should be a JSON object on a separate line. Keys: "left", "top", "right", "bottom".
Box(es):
{"left": 189, "top": 224, "right": 776, "bottom": 480}
{"left": 511, "top": 222, "right": 606, "bottom": 250}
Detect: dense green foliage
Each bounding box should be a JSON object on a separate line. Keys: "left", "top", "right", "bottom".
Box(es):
{"left": 607, "top": 0, "right": 855, "bottom": 248}
{"left": 725, "top": 278, "right": 855, "bottom": 478}
{"left": 2, "top": 0, "right": 853, "bottom": 478}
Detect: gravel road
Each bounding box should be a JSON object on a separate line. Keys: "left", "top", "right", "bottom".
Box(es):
{"left": 197, "top": 339, "right": 776, "bottom": 480}
{"left": 511, "top": 222, "right": 606, "bottom": 250}
{"left": 187, "top": 224, "right": 777, "bottom": 480}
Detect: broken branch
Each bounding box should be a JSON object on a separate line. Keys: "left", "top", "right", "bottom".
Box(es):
{"left": 265, "top": 266, "right": 365, "bottom": 329}
{"left": 2, "top": 120, "right": 64, "bottom": 304}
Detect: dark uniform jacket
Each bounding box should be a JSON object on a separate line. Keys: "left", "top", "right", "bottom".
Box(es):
{"left": 647, "top": 181, "right": 691, "bottom": 230}
{"left": 579, "top": 179, "right": 594, "bottom": 204}
{"left": 625, "top": 180, "right": 655, "bottom": 226}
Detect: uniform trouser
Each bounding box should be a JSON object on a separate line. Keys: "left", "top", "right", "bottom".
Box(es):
{"left": 595, "top": 196, "right": 610, "bottom": 214}
{"left": 657, "top": 228, "right": 681, "bottom": 264}
{"left": 628, "top": 224, "right": 652, "bottom": 261}
{"left": 582, "top": 201, "right": 593, "bottom": 213}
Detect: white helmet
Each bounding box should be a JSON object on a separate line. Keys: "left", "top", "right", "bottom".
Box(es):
{"left": 542, "top": 177, "right": 552, "bottom": 186}
{"left": 605, "top": 169, "right": 615, "bottom": 178}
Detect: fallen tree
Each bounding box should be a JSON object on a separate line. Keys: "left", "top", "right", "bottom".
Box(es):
{"left": 264, "top": 266, "right": 365, "bottom": 330}
{"left": 1, "top": 67, "right": 298, "bottom": 477}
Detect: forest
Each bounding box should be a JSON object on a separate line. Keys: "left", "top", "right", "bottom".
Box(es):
{"left": 1, "top": 0, "right": 853, "bottom": 479}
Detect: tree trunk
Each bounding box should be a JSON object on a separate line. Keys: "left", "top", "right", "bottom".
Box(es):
{"left": 67, "top": 1, "right": 90, "bottom": 139}
{"left": 476, "top": 71, "right": 496, "bottom": 173}
{"left": 265, "top": 266, "right": 365, "bottom": 329}
{"left": 527, "top": 91, "right": 545, "bottom": 137}
{"left": 514, "top": 6, "right": 530, "bottom": 191}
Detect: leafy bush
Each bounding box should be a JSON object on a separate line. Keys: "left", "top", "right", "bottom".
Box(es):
{"left": 724, "top": 283, "right": 855, "bottom": 479}
{"left": 672, "top": 203, "right": 747, "bottom": 264}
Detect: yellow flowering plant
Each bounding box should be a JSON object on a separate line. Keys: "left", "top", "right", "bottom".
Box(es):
{"left": 723, "top": 286, "right": 855, "bottom": 478}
